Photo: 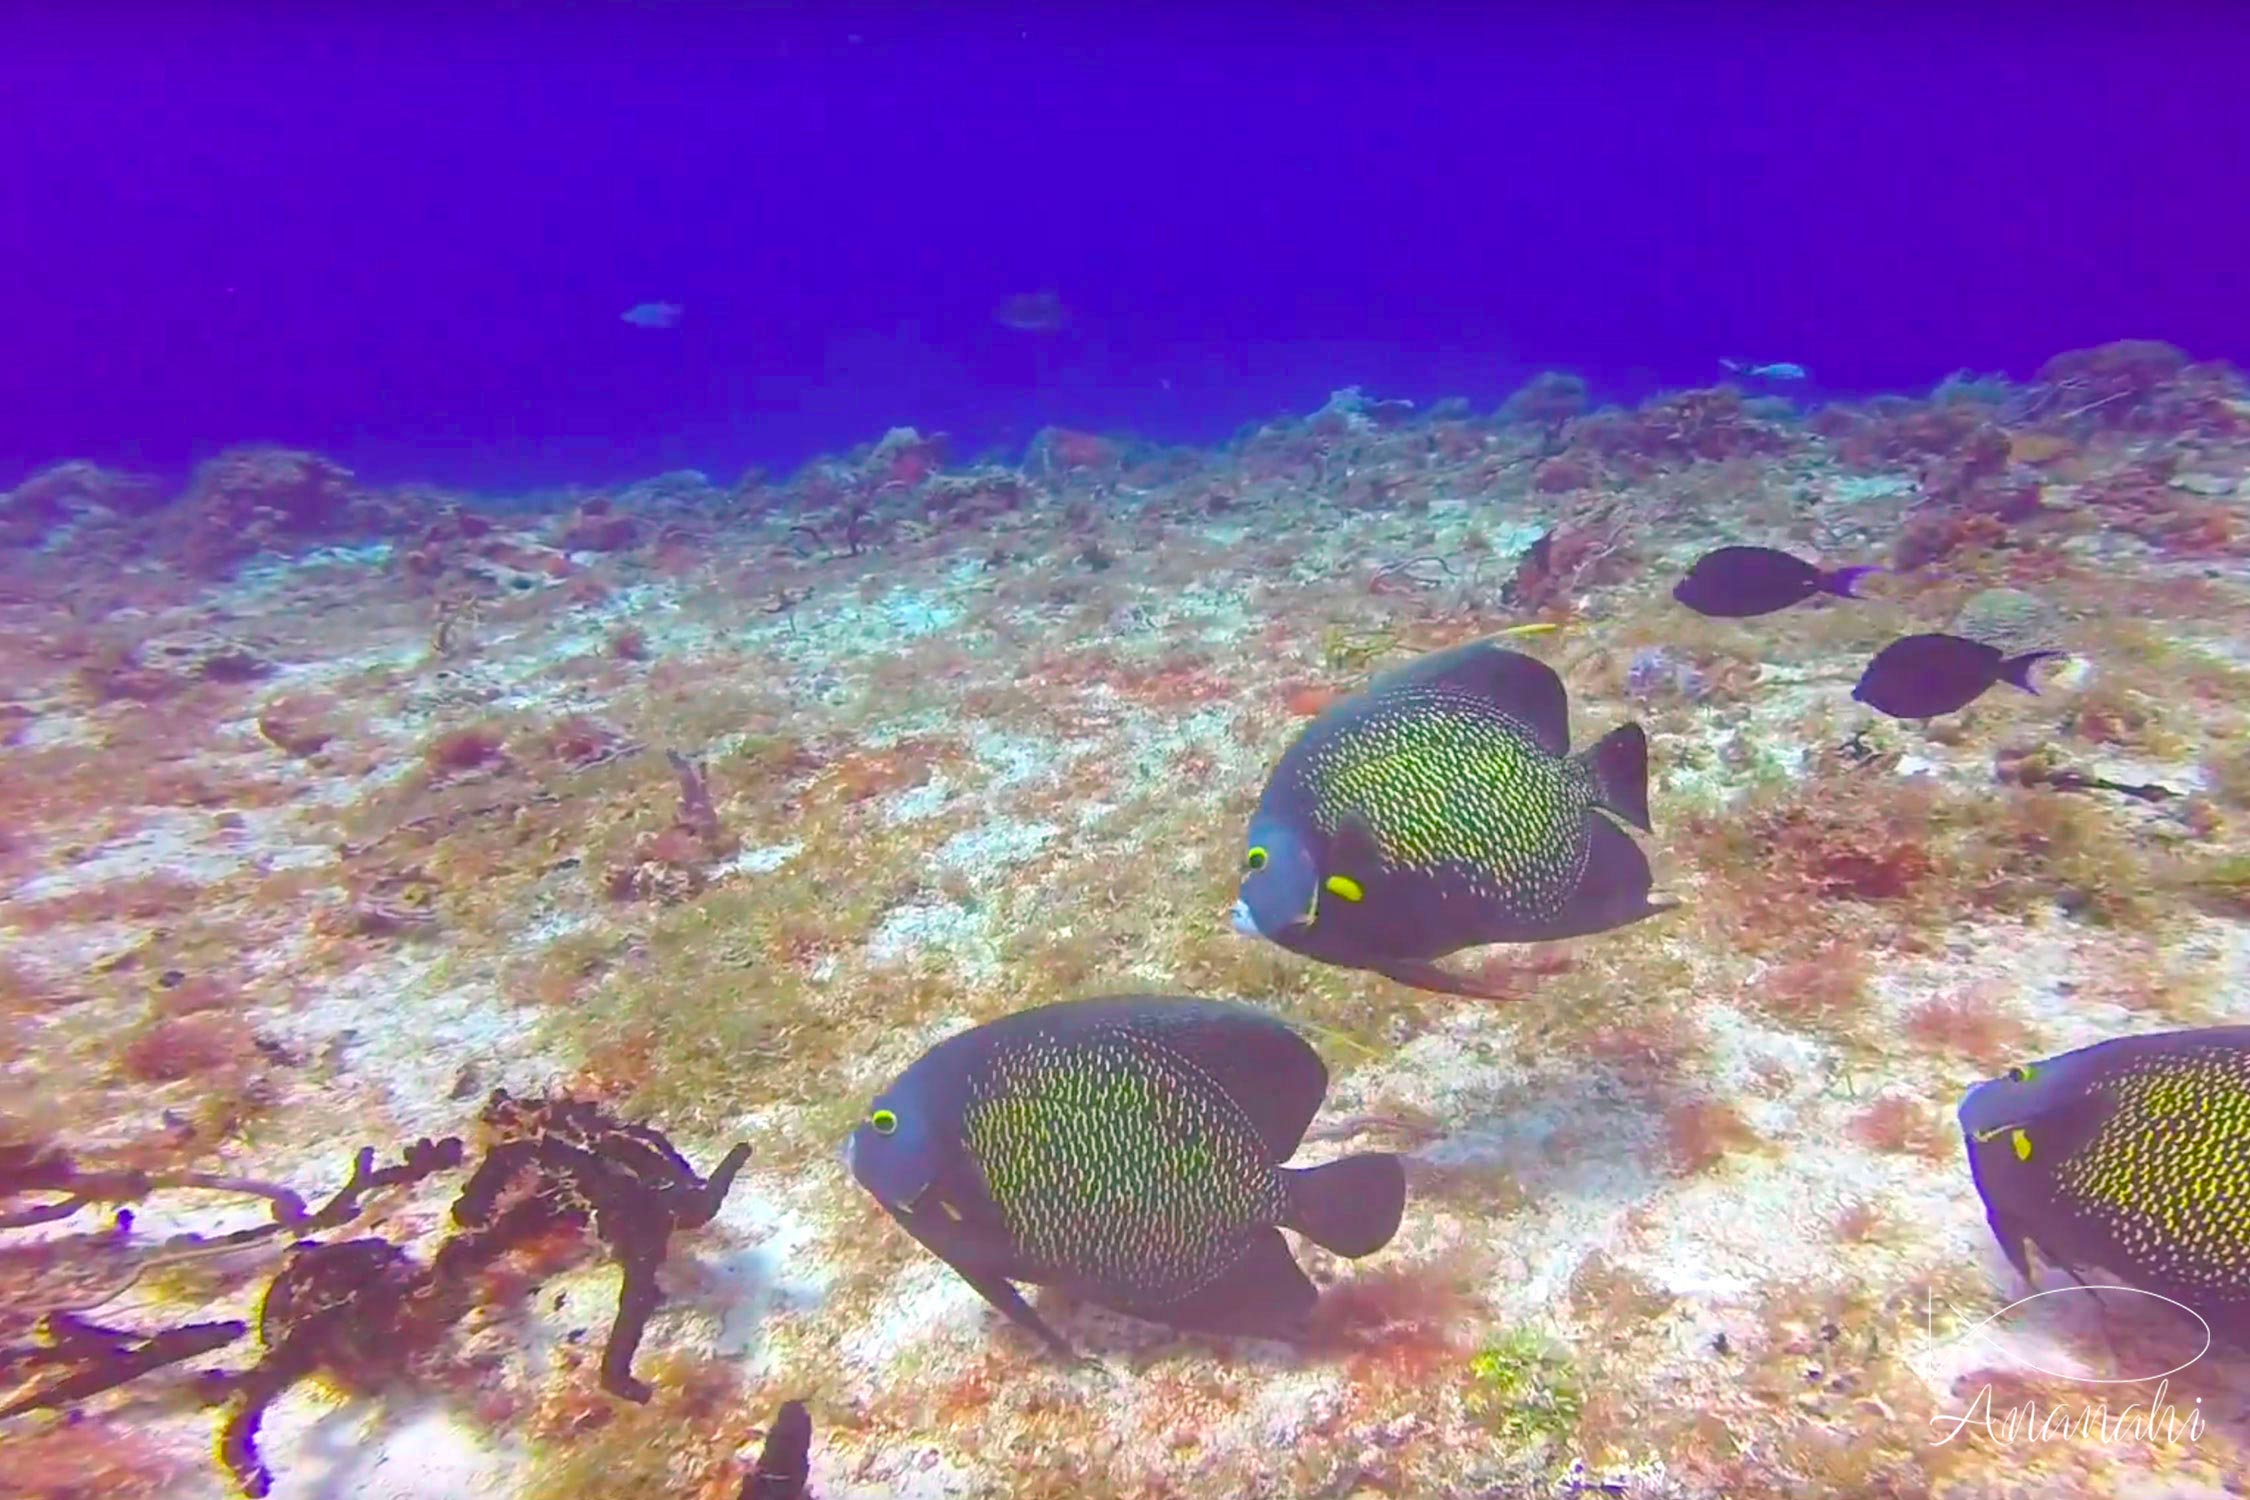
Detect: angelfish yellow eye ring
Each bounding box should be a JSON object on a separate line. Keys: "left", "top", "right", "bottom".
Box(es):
{"left": 1245, "top": 847, "right": 1269, "bottom": 871}
{"left": 870, "top": 1109, "right": 898, "bottom": 1136}
{"left": 2008, "top": 1064, "right": 2038, "bottom": 1084}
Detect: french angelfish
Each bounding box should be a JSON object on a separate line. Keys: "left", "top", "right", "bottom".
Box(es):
{"left": 1959, "top": 1027, "right": 2250, "bottom": 1341}
{"left": 1671, "top": 544, "right": 1877, "bottom": 618}
{"left": 1852, "top": 632, "right": 2061, "bottom": 720}
{"left": 1232, "top": 638, "right": 1670, "bottom": 999}
{"left": 844, "top": 995, "right": 1406, "bottom": 1358}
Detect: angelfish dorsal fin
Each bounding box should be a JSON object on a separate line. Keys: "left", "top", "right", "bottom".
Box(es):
{"left": 1367, "top": 641, "right": 1571, "bottom": 756}
{"left": 1107, "top": 998, "right": 1331, "bottom": 1160}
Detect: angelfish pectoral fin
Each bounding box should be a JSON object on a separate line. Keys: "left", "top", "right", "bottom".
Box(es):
{"left": 1371, "top": 956, "right": 1528, "bottom": 1002}
{"left": 1317, "top": 811, "right": 1387, "bottom": 921}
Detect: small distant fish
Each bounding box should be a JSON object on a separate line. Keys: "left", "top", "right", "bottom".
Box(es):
{"left": 741, "top": 1399, "right": 810, "bottom": 1500}
{"left": 1960, "top": 1027, "right": 2250, "bottom": 1338}
{"left": 845, "top": 995, "right": 1406, "bottom": 1357}
{"left": 1851, "top": 632, "right": 2061, "bottom": 720}
{"left": 1671, "top": 545, "right": 1877, "bottom": 618}
{"left": 994, "top": 289, "right": 1068, "bottom": 333}
{"left": 1233, "top": 638, "right": 1671, "bottom": 999}
{"left": 1720, "top": 358, "right": 1809, "bottom": 382}
{"left": 621, "top": 301, "right": 684, "bottom": 330}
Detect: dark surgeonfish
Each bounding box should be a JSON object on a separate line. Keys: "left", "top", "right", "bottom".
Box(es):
{"left": 1671, "top": 545, "right": 1876, "bottom": 617}
{"left": 741, "top": 1399, "right": 810, "bottom": 1500}
{"left": 1960, "top": 1027, "right": 2250, "bottom": 1341}
{"left": 1852, "top": 632, "right": 2061, "bottom": 720}
{"left": 844, "top": 996, "right": 1406, "bottom": 1359}
{"left": 1232, "top": 638, "right": 1670, "bottom": 999}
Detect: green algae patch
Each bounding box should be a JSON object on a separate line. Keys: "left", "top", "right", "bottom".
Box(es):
{"left": 1464, "top": 1328, "right": 1585, "bottom": 1451}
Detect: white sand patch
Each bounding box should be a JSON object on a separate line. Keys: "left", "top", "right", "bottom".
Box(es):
{"left": 715, "top": 839, "right": 804, "bottom": 876}
{"left": 817, "top": 1445, "right": 983, "bottom": 1500}
{"left": 1825, "top": 473, "right": 1916, "bottom": 503}
{"left": 865, "top": 900, "right": 998, "bottom": 983}
{"left": 882, "top": 773, "right": 955, "bottom": 824}
{"left": 935, "top": 817, "right": 1057, "bottom": 871}
{"left": 264, "top": 953, "right": 564, "bottom": 1138}
{"left": 968, "top": 725, "right": 1083, "bottom": 788}
{"left": 704, "top": 1173, "right": 837, "bottom": 1378}
{"left": 14, "top": 710, "right": 99, "bottom": 748}
{"left": 840, "top": 1257, "right": 996, "bottom": 1373}
{"left": 859, "top": 707, "right": 957, "bottom": 747}
{"left": 1250, "top": 1368, "right": 1350, "bottom": 1447}
{"left": 235, "top": 541, "right": 396, "bottom": 588}
{"left": 11, "top": 809, "right": 261, "bottom": 899}
{"left": 1111, "top": 703, "right": 1253, "bottom": 796}
{"left": 254, "top": 1395, "right": 526, "bottom": 1500}
{"left": 751, "top": 584, "right": 972, "bottom": 663}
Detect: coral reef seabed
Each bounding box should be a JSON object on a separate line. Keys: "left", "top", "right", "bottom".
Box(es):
{"left": 4, "top": 344, "right": 2250, "bottom": 1497}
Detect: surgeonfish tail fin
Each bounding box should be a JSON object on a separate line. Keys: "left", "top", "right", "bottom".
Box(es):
{"left": 1581, "top": 722, "right": 1652, "bottom": 832}
{"left": 1822, "top": 565, "right": 1880, "bottom": 600}
{"left": 2000, "top": 650, "right": 2066, "bottom": 695}
{"left": 1282, "top": 1152, "right": 1406, "bottom": 1258}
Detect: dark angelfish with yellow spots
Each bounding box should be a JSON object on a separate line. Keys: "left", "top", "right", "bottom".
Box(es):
{"left": 1960, "top": 1026, "right": 2250, "bottom": 1337}
{"left": 844, "top": 995, "right": 1406, "bottom": 1358}
{"left": 1232, "top": 638, "right": 1670, "bottom": 999}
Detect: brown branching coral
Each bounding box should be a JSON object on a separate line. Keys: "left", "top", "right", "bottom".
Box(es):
{"left": 0, "top": 1135, "right": 462, "bottom": 1242}
{"left": 666, "top": 749, "right": 728, "bottom": 852}
{"left": 217, "top": 1237, "right": 430, "bottom": 1497}
{"left": 0, "top": 1310, "right": 245, "bottom": 1419}
{"left": 2019, "top": 339, "right": 2247, "bottom": 436}
{"left": 1571, "top": 385, "right": 1791, "bottom": 471}
{"left": 606, "top": 749, "right": 737, "bottom": 901}
{"left": 1, "top": 1099, "right": 743, "bottom": 1495}
{"left": 1501, "top": 512, "right": 1637, "bottom": 614}
{"left": 432, "top": 1090, "right": 750, "bottom": 1402}
{"left": 2, "top": 1140, "right": 466, "bottom": 1494}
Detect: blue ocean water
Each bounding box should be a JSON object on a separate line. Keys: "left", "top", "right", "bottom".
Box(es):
{"left": 5, "top": 5, "right": 2245, "bottom": 490}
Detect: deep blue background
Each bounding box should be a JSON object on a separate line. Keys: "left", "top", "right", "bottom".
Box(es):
{"left": 5, "top": 3, "right": 2246, "bottom": 491}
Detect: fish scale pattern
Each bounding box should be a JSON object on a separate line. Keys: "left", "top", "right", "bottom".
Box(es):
{"left": 2057, "top": 1046, "right": 2250, "bottom": 1296}
{"left": 1292, "top": 686, "right": 1591, "bottom": 914}
{"left": 961, "top": 1025, "right": 1286, "bottom": 1303}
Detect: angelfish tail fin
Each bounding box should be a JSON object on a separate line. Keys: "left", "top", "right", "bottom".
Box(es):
{"left": 1579, "top": 722, "right": 1652, "bottom": 833}
{"left": 1282, "top": 1152, "right": 1406, "bottom": 1258}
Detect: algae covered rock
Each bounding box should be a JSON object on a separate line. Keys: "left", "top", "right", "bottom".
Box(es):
{"left": 1949, "top": 587, "right": 2068, "bottom": 657}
